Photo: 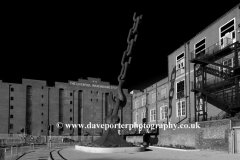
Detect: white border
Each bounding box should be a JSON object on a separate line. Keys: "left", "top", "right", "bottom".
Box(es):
{"left": 194, "top": 37, "right": 206, "bottom": 55}
{"left": 176, "top": 79, "right": 185, "bottom": 99}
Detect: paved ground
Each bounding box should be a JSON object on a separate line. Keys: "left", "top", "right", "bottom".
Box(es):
{"left": 17, "top": 148, "right": 53, "bottom": 160}
{"left": 57, "top": 146, "right": 240, "bottom": 160}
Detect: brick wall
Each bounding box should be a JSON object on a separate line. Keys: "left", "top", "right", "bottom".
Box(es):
{"left": 196, "top": 119, "right": 231, "bottom": 152}
{"left": 125, "top": 119, "right": 236, "bottom": 152}
{"left": 157, "top": 127, "right": 196, "bottom": 147}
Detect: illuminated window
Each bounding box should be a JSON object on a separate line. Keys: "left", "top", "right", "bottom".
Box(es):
{"left": 150, "top": 109, "right": 156, "bottom": 122}
{"left": 176, "top": 100, "right": 186, "bottom": 117}
{"left": 160, "top": 105, "right": 168, "bottom": 120}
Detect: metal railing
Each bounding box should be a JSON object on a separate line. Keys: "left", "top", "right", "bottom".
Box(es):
{"left": 190, "top": 38, "right": 237, "bottom": 62}
{"left": 0, "top": 143, "right": 34, "bottom": 160}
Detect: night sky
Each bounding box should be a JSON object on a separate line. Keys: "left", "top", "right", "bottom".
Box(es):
{"left": 1, "top": 2, "right": 239, "bottom": 92}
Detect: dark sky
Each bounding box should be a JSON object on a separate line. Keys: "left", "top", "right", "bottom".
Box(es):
{"left": 1, "top": 2, "right": 239, "bottom": 92}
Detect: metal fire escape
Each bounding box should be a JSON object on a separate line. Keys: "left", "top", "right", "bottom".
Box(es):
{"left": 190, "top": 38, "right": 240, "bottom": 120}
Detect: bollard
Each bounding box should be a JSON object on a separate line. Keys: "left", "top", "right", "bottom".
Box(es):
{"left": 11, "top": 146, "right": 13, "bottom": 159}
{"left": 4, "top": 148, "right": 6, "bottom": 160}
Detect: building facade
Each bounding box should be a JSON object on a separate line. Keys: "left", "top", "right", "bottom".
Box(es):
{"left": 132, "top": 4, "right": 240, "bottom": 125}
{"left": 132, "top": 77, "right": 169, "bottom": 125}
{"left": 0, "top": 77, "right": 132, "bottom": 136}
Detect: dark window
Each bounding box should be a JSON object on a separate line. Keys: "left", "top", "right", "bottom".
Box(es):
{"left": 42, "top": 95, "right": 44, "bottom": 98}
{"left": 70, "top": 117, "right": 72, "bottom": 121}
{"left": 91, "top": 91, "right": 92, "bottom": 93}
{"left": 42, "top": 104, "right": 44, "bottom": 106}
{"left": 70, "top": 101, "right": 72, "bottom": 104}
{"left": 41, "top": 130, "right": 43, "bottom": 132}
{"left": 11, "top": 97, "right": 14, "bottom": 100}
{"left": 11, "top": 88, "right": 14, "bottom": 92}
{"left": 70, "top": 109, "right": 72, "bottom": 112}
{"left": 177, "top": 80, "right": 185, "bottom": 99}
{"left": 176, "top": 53, "right": 184, "bottom": 61}
{"left": 42, "top": 86, "right": 44, "bottom": 89}
{"left": 70, "top": 93, "right": 72, "bottom": 96}
{"left": 41, "top": 113, "right": 43, "bottom": 115}
{"left": 91, "top": 99, "right": 92, "bottom": 101}
{"left": 41, "top": 121, "right": 43, "bottom": 124}
{"left": 10, "top": 115, "right": 13, "bottom": 118}
{"left": 10, "top": 124, "right": 13, "bottom": 129}
{"left": 10, "top": 106, "right": 13, "bottom": 109}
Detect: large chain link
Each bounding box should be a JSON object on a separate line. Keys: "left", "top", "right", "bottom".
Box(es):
{"left": 118, "top": 13, "right": 142, "bottom": 82}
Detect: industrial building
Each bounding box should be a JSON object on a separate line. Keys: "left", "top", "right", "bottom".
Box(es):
{"left": 132, "top": 3, "right": 240, "bottom": 125}
{"left": 0, "top": 77, "right": 132, "bottom": 136}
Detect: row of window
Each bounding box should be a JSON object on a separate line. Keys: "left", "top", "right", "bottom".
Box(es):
{"left": 176, "top": 18, "right": 237, "bottom": 76}
{"left": 134, "top": 88, "right": 167, "bottom": 108}
{"left": 135, "top": 101, "right": 186, "bottom": 123}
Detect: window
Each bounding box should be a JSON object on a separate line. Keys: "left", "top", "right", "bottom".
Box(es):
{"left": 70, "top": 101, "right": 72, "bottom": 104}
{"left": 176, "top": 52, "right": 185, "bottom": 75}
{"left": 41, "top": 104, "right": 44, "bottom": 106}
{"left": 222, "top": 58, "right": 233, "bottom": 73}
{"left": 10, "top": 115, "right": 13, "bottom": 118}
{"left": 10, "top": 106, "right": 13, "bottom": 109}
{"left": 195, "top": 38, "right": 206, "bottom": 57}
{"left": 41, "top": 121, "right": 43, "bottom": 124}
{"left": 135, "top": 113, "right": 138, "bottom": 124}
{"left": 70, "top": 117, "right": 72, "bottom": 121}
{"left": 176, "top": 80, "right": 185, "bottom": 99}
{"left": 142, "top": 96, "right": 146, "bottom": 106}
{"left": 70, "top": 93, "right": 72, "bottom": 96}
{"left": 41, "top": 130, "right": 43, "bottom": 132}
{"left": 152, "top": 92, "right": 156, "bottom": 103}
{"left": 142, "top": 111, "right": 146, "bottom": 120}
{"left": 42, "top": 95, "right": 44, "bottom": 98}
{"left": 161, "top": 88, "right": 166, "bottom": 99}
{"left": 219, "top": 18, "right": 236, "bottom": 48}
{"left": 42, "top": 86, "right": 44, "bottom": 89}
{"left": 160, "top": 105, "right": 168, "bottom": 120}
{"left": 176, "top": 100, "right": 186, "bottom": 117}
{"left": 41, "top": 113, "right": 43, "bottom": 115}
{"left": 150, "top": 109, "right": 156, "bottom": 122}
{"left": 11, "top": 88, "right": 14, "bottom": 92}
{"left": 135, "top": 100, "right": 139, "bottom": 108}
{"left": 10, "top": 124, "right": 13, "bottom": 129}
{"left": 70, "top": 109, "right": 72, "bottom": 112}
{"left": 11, "top": 97, "right": 14, "bottom": 100}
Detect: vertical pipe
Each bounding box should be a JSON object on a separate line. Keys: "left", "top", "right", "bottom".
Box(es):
{"left": 48, "top": 88, "right": 50, "bottom": 136}
{"left": 188, "top": 42, "right": 191, "bottom": 122}
{"left": 73, "top": 90, "right": 74, "bottom": 136}
{"left": 156, "top": 83, "right": 158, "bottom": 124}
{"left": 194, "top": 64, "right": 196, "bottom": 122}
{"left": 8, "top": 85, "right": 11, "bottom": 134}
{"left": 184, "top": 43, "right": 188, "bottom": 122}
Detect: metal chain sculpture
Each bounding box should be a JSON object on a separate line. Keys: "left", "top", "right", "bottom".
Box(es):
{"left": 92, "top": 12, "right": 142, "bottom": 147}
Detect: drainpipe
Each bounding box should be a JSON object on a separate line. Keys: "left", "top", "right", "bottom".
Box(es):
{"left": 48, "top": 88, "right": 50, "bottom": 136}
{"left": 156, "top": 83, "right": 158, "bottom": 124}
{"left": 8, "top": 84, "right": 11, "bottom": 134}
{"left": 73, "top": 90, "right": 75, "bottom": 136}
{"left": 188, "top": 41, "right": 191, "bottom": 123}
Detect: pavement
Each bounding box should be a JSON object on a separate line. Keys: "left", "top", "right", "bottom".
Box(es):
{"left": 17, "top": 145, "right": 240, "bottom": 160}
{"left": 17, "top": 147, "right": 53, "bottom": 160}
{"left": 57, "top": 146, "right": 240, "bottom": 160}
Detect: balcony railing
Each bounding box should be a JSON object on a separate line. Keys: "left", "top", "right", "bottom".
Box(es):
{"left": 190, "top": 38, "right": 236, "bottom": 62}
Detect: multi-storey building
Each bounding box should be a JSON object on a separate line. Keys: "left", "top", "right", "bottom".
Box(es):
{"left": 132, "top": 4, "right": 240, "bottom": 125}
{"left": 132, "top": 77, "right": 169, "bottom": 125}
{"left": 0, "top": 77, "right": 132, "bottom": 136}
